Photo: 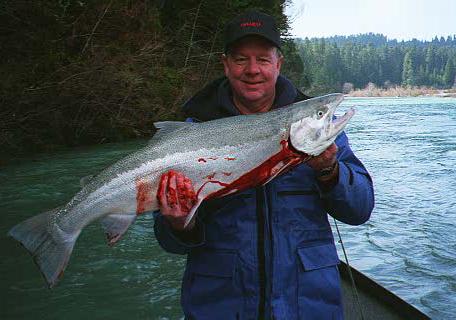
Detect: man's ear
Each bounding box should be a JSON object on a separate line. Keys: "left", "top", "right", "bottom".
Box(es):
{"left": 276, "top": 55, "right": 284, "bottom": 72}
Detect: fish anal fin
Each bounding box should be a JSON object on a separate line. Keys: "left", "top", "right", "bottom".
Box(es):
{"left": 100, "top": 213, "right": 136, "bottom": 246}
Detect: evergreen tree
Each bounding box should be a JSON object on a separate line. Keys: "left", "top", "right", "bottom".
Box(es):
{"left": 443, "top": 58, "right": 456, "bottom": 87}
{"left": 402, "top": 50, "right": 415, "bottom": 86}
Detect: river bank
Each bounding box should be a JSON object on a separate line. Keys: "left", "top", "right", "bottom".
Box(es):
{"left": 347, "top": 85, "right": 456, "bottom": 97}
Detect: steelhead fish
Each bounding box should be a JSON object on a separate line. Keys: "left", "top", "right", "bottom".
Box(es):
{"left": 8, "top": 93, "right": 354, "bottom": 288}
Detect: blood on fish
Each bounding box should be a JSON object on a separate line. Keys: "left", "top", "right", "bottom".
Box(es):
{"left": 222, "top": 172, "right": 232, "bottom": 176}
{"left": 225, "top": 157, "right": 236, "bottom": 161}
{"left": 136, "top": 179, "right": 154, "bottom": 215}
{"left": 198, "top": 158, "right": 207, "bottom": 163}
{"left": 204, "top": 172, "right": 216, "bottom": 180}
{"left": 207, "top": 140, "right": 309, "bottom": 199}
{"left": 196, "top": 180, "right": 229, "bottom": 197}
{"left": 208, "top": 157, "right": 218, "bottom": 160}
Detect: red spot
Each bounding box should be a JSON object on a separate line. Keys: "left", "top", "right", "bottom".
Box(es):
{"left": 206, "top": 140, "right": 310, "bottom": 200}
{"left": 136, "top": 179, "right": 154, "bottom": 215}
{"left": 222, "top": 172, "right": 232, "bottom": 176}
{"left": 204, "top": 172, "right": 216, "bottom": 180}
{"left": 198, "top": 158, "right": 207, "bottom": 163}
{"left": 225, "top": 157, "right": 236, "bottom": 161}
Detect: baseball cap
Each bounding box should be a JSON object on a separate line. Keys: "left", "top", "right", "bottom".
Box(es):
{"left": 223, "top": 10, "right": 281, "bottom": 53}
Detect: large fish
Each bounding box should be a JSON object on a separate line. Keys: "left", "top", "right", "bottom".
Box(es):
{"left": 8, "top": 93, "right": 354, "bottom": 288}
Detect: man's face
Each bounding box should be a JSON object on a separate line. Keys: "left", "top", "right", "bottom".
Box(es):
{"left": 222, "top": 37, "right": 283, "bottom": 109}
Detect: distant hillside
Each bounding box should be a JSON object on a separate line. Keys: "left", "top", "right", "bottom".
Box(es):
{"left": 294, "top": 33, "right": 456, "bottom": 95}
{"left": 301, "top": 33, "right": 456, "bottom": 48}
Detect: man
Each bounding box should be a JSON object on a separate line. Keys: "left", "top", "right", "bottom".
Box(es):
{"left": 154, "top": 10, "right": 374, "bottom": 320}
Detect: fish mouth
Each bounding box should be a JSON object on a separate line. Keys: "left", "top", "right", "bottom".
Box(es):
{"left": 288, "top": 93, "right": 355, "bottom": 156}
{"left": 324, "top": 96, "right": 355, "bottom": 140}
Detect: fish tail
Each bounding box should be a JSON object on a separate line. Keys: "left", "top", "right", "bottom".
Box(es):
{"left": 8, "top": 209, "right": 78, "bottom": 288}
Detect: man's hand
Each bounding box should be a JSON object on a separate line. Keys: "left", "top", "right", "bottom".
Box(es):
{"left": 157, "top": 170, "right": 197, "bottom": 231}
{"left": 307, "top": 143, "right": 339, "bottom": 191}
{"left": 306, "top": 143, "right": 338, "bottom": 172}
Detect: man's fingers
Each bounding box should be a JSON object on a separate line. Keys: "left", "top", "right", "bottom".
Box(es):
{"left": 157, "top": 172, "right": 169, "bottom": 208}
{"left": 176, "top": 172, "right": 197, "bottom": 214}
{"left": 184, "top": 177, "right": 196, "bottom": 201}
{"left": 183, "top": 176, "right": 193, "bottom": 193}
{"left": 326, "top": 143, "right": 338, "bottom": 156}
{"left": 167, "top": 171, "right": 178, "bottom": 210}
{"left": 306, "top": 143, "right": 338, "bottom": 171}
{"left": 176, "top": 172, "right": 187, "bottom": 210}
{"left": 157, "top": 171, "right": 198, "bottom": 230}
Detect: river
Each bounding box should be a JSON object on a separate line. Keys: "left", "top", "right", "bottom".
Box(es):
{"left": 1, "top": 97, "right": 455, "bottom": 319}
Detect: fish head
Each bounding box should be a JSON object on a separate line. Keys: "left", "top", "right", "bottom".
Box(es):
{"left": 289, "top": 94, "right": 355, "bottom": 156}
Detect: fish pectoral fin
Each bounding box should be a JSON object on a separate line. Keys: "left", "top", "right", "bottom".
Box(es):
{"left": 100, "top": 213, "right": 136, "bottom": 246}
{"left": 183, "top": 197, "right": 204, "bottom": 229}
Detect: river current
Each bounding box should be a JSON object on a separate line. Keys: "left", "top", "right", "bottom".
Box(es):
{"left": 1, "top": 97, "right": 455, "bottom": 319}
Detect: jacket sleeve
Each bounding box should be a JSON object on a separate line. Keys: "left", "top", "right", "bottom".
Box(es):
{"left": 153, "top": 212, "right": 206, "bottom": 255}
{"left": 317, "top": 132, "right": 375, "bottom": 225}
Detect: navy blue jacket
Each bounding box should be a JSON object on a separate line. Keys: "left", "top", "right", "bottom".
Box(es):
{"left": 154, "top": 76, "right": 374, "bottom": 320}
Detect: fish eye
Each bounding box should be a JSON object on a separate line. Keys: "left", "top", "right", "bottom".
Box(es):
{"left": 317, "top": 110, "right": 324, "bottom": 118}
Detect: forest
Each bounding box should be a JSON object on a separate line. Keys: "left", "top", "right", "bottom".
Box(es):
{"left": 1, "top": 1, "right": 455, "bottom": 158}
{"left": 295, "top": 33, "right": 456, "bottom": 95}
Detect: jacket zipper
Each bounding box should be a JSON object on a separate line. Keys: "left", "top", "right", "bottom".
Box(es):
{"left": 256, "top": 187, "right": 266, "bottom": 319}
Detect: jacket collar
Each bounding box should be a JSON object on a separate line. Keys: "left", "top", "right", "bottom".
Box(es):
{"left": 217, "top": 75, "right": 298, "bottom": 116}
{"left": 184, "top": 75, "right": 298, "bottom": 120}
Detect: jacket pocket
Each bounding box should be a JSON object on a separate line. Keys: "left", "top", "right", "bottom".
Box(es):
{"left": 296, "top": 244, "right": 343, "bottom": 319}
{"left": 183, "top": 251, "right": 242, "bottom": 320}
{"left": 297, "top": 243, "right": 340, "bottom": 271}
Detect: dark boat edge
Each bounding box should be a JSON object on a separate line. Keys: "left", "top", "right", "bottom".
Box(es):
{"left": 339, "top": 261, "right": 431, "bottom": 320}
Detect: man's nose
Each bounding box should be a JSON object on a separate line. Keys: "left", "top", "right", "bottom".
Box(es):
{"left": 245, "top": 58, "right": 260, "bottom": 75}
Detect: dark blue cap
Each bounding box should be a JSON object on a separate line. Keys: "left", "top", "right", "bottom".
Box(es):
{"left": 223, "top": 10, "right": 281, "bottom": 53}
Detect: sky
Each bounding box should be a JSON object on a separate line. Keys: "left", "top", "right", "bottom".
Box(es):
{"left": 285, "top": 0, "right": 456, "bottom": 41}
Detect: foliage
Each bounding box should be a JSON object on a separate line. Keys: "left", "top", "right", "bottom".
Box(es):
{"left": 295, "top": 34, "right": 456, "bottom": 95}
{"left": 0, "top": 0, "right": 295, "bottom": 156}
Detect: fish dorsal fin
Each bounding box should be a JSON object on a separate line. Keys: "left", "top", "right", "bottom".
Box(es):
{"left": 154, "top": 121, "right": 192, "bottom": 132}
{"left": 149, "top": 121, "right": 194, "bottom": 144}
